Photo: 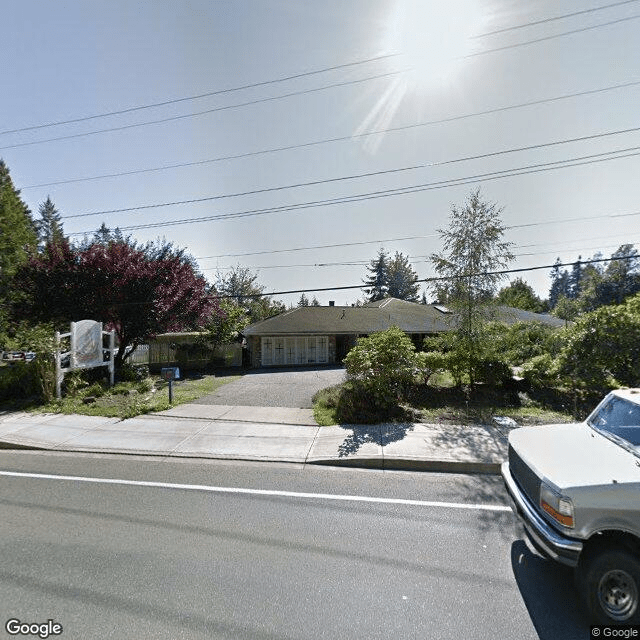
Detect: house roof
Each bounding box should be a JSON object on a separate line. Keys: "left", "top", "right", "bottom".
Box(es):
{"left": 243, "top": 297, "right": 565, "bottom": 336}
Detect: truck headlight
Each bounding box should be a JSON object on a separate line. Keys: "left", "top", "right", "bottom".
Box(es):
{"left": 540, "top": 484, "right": 574, "bottom": 528}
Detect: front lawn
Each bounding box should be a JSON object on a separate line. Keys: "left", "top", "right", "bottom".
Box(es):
{"left": 21, "top": 373, "right": 241, "bottom": 420}
{"left": 313, "top": 381, "right": 576, "bottom": 426}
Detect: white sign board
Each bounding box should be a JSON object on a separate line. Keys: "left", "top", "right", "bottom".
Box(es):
{"left": 55, "top": 320, "right": 115, "bottom": 398}
{"left": 72, "top": 320, "right": 104, "bottom": 369}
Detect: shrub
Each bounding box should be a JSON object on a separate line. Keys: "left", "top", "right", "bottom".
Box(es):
{"left": 117, "top": 363, "right": 150, "bottom": 382}
{"left": 0, "top": 363, "right": 39, "bottom": 401}
{"left": 521, "top": 354, "right": 556, "bottom": 388}
{"left": 553, "top": 294, "right": 640, "bottom": 390}
{"left": 342, "top": 327, "right": 418, "bottom": 418}
{"left": 4, "top": 323, "right": 57, "bottom": 402}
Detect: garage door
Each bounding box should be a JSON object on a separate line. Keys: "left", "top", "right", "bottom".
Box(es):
{"left": 261, "top": 336, "right": 328, "bottom": 366}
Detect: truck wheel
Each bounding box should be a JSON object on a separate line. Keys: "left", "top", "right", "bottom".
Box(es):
{"left": 581, "top": 549, "right": 640, "bottom": 624}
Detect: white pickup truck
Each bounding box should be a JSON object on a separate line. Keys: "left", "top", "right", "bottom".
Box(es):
{"left": 502, "top": 388, "right": 640, "bottom": 624}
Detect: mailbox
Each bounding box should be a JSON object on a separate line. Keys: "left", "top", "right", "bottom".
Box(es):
{"left": 161, "top": 367, "right": 180, "bottom": 381}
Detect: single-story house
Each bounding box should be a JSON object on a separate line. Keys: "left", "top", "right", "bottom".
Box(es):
{"left": 242, "top": 297, "right": 565, "bottom": 368}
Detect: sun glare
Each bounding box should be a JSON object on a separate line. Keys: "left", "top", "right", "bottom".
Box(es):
{"left": 354, "top": 0, "right": 487, "bottom": 153}
{"left": 385, "top": 0, "right": 485, "bottom": 89}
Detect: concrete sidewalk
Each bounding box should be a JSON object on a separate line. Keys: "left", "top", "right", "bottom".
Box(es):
{"left": 0, "top": 404, "right": 511, "bottom": 473}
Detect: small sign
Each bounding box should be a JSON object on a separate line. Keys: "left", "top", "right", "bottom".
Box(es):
{"left": 161, "top": 367, "right": 180, "bottom": 381}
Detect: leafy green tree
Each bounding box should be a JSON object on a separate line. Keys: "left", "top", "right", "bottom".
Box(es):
{"left": 554, "top": 293, "right": 640, "bottom": 390}
{"left": 486, "top": 321, "right": 559, "bottom": 366}
{"left": 553, "top": 295, "right": 581, "bottom": 321}
{"left": 386, "top": 251, "right": 420, "bottom": 301}
{"left": 0, "top": 160, "right": 37, "bottom": 342}
{"left": 214, "top": 264, "right": 285, "bottom": 323}
{"left": 496, "top": 277, "right": 546, "bottom": 312}
{"left": 310, "top": 296, "right": 321, "bottom": 306}
{"left": 35, "top": 196, "right": 65, "bottom": 250}
{"left": 429, "top": 189, "right": 514, "bottom": 385}
{"left": 362, "top": 248, "right": 389, "bottom": 302}
{"left": 202, "top": 299, "right": 248, "bottom": 349}
{"left": 297, "top": 293, "right": 310, "bottom": 307}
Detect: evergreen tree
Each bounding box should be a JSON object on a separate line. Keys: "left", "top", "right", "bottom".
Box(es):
{"left": 35, "top": 196, "right": 65, "bottom": 250}
{"left": 548, "top": 258, "right": 571, "bottom": 308}
{"left": 0, "top": 160, "right": 37, "bottom": 339}
{"left": 297, "top": 293, "right": 310, "bottom": 307}
{"left": 386, "top": 251, "right": 420, "bottom": 301}
{"left": 310, "top": 296, "right": 321, "bottom": 306}
{"left": 569, "top": 257, "right": 583, "bottom": 299}
{"left": 362, "top": 248, "right": 389, "bottom": 302}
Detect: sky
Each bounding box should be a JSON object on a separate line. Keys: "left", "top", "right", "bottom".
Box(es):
{"left": 2, "top": 0, "right": 639, "bottom": 307}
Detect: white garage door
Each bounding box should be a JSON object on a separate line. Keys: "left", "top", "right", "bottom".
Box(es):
{"left": 261, "top": 336, "right": 328, "bottom": 366}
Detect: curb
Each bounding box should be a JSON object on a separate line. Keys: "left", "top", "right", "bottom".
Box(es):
{"left": 0, "top": 437, "right": 502, "bottom": 474}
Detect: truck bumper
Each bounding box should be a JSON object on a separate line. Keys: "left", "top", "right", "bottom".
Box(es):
{"left": 502, "top": 461, "right": 583, "bottom": 568}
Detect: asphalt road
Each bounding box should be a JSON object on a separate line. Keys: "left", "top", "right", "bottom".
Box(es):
{"left": 197, "top": 366, "right": 346, "bottom": 408}
{"left": 0, "top": 450, "right": 590, "bottom": 640}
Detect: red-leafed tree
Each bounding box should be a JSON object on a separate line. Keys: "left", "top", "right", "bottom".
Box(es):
{"left": 13, "top": 236, "right": 217, "bottom": 368}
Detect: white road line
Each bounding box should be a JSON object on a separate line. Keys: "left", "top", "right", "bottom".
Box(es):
{"left": 0, "top": 470, "right": 511, "bottom": 512}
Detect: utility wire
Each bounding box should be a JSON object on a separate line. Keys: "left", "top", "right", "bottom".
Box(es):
{"left": 3, "top": 3, "right": 636, "bottom": 137}
{"left": 68, "top": 146, "right": 640, "bottom": 235}
{"left": 476, "top": 0, "right": 640, "bottom": 36}
{"left": 0, "top": 69, "right": 403, "bottom": 151}
{"left": 0, "top": 54, "right": 398, "bottom": 137}
{"left": 213, "top": 255, "right": 638, "bottom": 299}
{"left": 468, "top": 13, "right": 640, "bottom": 57}
{"left": 7, "top": 11, "right": 640, "bottom": 153}
{"left": 61, "top": 125, "right": 640, "bottom": 219}
{"left": 22, "top": 77, "right": 640, "bottom": 190}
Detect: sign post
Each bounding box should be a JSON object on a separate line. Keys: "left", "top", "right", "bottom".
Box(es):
{"left": 161, "top": 367, "right": 180, "bottom": 404}
{"left": 55, "top": 320, "right": 115, "bottom": 399}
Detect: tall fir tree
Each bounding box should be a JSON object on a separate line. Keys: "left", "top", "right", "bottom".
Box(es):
{"left": 386, "top": 251, "right": 420, "bottom": 301}
{"left": 0, "top": 160, "right": 37, "bottom": 338}
{"left": 548, "top": 258, "right": 571, "bottom": 308}
{"left": 362, "top": 248, "right": 389, "bottom": 302}
{"left": 35, "top": 196, "right": 65, "bottom": 250}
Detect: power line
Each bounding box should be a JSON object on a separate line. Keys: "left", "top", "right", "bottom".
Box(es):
{"left": 196, "top": 234, "right": 440, "bottom": 260}
{"left": 22, "top": 77, "right": 640, "bottom": 191}
{"left": 476, "top": 0, "right": 640, "bottom": 37}
{"left": 213, "top": 255, "right": 638, "bottom": 299}
{"left": 198, "top": 228, "right": 640, "bottom": 262}
{"left": 0, "top": 54, "right": 398, "bottom": 137}
{"left": 61, "top": 125, "right": 640, "bottom": 220}
{"left": 68, "top": 146, "right": 640, "bottom": 236}
{"left": 0, "top": 69, "right": 404, "bottom": 152}
{"left": 468, "top": 13, "right": 640, "bottom": 57}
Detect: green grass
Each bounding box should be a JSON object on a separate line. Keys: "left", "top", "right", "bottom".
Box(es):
{"left": 312, "top": 380, "right": 575, "bottom": 426}
{"left": 25, "top": 373, "right": 241, "bottom": 420}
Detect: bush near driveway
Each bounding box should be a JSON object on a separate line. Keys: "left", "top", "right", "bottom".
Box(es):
{"left": 338, "top": 327, "right": 419, "bottom": 422}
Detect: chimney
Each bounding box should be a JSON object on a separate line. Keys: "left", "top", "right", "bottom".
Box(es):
{"left": 329, "top": 301, "right": 335, "bottom": 306}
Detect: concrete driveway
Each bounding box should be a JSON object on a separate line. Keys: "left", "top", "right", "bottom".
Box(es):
{"left": 196, "top": 366, "right": 346, "bottom": 409}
